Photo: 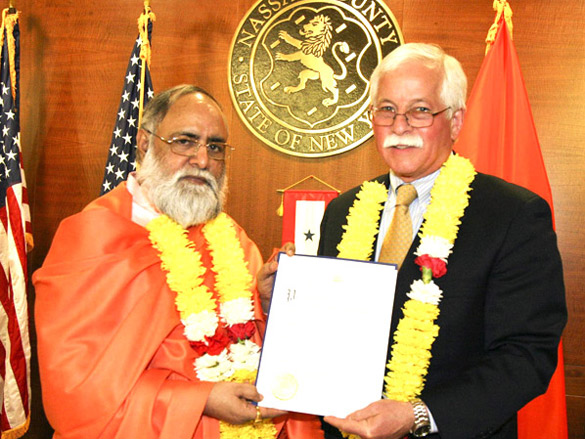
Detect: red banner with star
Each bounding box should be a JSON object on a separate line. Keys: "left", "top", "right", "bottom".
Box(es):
{"left": 282, "top": 190, "right": 338, "bottom": 255}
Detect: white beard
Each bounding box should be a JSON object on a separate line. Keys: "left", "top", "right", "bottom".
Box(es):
{"left": 137, "top": 149, "right": 227, "bottom": 228}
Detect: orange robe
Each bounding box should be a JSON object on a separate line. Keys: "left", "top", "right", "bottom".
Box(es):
{"left": 33, "top": 183, "right": 323, "bottom": 439}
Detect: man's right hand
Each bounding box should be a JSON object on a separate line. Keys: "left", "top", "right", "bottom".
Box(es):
{"left": 323, "top": 398, "right": 414, "bottom": 439}
{"left": 256, "top": 243, "right": 295, "bottom": 313}
{"left": 203, "top": 381, "right": 286, "bottom": 424}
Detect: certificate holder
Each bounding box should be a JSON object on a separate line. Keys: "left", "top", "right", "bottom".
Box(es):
{"left": 256, "top": 253, "right": 397, "bottom": 418}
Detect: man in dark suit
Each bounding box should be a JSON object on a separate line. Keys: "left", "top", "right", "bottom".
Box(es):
{"left": 319, "top": 43, "right": 566, "bottom": 439}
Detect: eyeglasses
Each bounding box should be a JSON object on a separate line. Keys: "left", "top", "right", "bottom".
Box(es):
{"left": 143, "top": 129, "right": 233, "bottom": 161}
{"left": 369, "top": 106, "right": 450, "bottom": 128}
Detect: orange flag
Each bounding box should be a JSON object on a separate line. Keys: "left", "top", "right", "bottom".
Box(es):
{"left": 455, "top": 4, "right": 567, "bottom": 439}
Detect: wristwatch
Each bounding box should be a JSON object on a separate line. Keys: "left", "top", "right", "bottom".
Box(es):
{"left": 409, "top": 398, "right": 431, "bottom": 438}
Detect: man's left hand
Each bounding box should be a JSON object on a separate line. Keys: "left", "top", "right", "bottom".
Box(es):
{"left": 256, "top": 243, "right": 295, "bottom": 313}
{"left": 323, "top": 399, "right": 414, "bottom": 439}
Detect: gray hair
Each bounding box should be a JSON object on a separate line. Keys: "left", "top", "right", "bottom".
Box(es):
{"left": 369, "top": 43, "right": 467, "bottom": 117}
{"left": 138, "top": 84, "right": 222, "bottom": 163}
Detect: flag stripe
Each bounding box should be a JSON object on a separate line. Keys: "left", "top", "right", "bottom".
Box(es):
{"left": 0, "top": 268, "right": 28, "bottom": 429}
{"left": 3, "top": 190, "right": 29, "bottom": 406}
{"left": 6, "top": 188, "right": 26, "bottom": 277}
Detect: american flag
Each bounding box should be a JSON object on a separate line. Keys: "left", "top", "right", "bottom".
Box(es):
{"left": 0, "top": 8, "right": 32, "bottom": 438}
{"left": 100, "top": 9, "right": 154, "bottom": 195}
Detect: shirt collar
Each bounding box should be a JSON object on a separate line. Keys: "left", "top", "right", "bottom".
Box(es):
{"left": 388, "top": 167, "right": 441, "bottom": 206}
{"left": 126, "top": 172, "right": 161, "bottom": 227}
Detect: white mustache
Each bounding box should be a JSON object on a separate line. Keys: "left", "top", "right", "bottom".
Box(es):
{"left": 175, "top": 168, "right": 218, "bottom": 189}
{"left": 382, "top": 134, "right": 424, "bottom": 149}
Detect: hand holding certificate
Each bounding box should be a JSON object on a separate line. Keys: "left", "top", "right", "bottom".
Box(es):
{"left": 256, "top": 254, "right": 397, "bottom": 418}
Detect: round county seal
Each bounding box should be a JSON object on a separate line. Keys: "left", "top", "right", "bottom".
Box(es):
{"left": 228, "top": 0, "right": 403, "bottom": 158}
{"left": 272, "top": 373, "right": 299, "bottom": 400}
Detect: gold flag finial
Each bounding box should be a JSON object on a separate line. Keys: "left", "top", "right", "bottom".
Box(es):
{"left": 136, "top": 5, "right": 156, "bottom": 128}
{"left": 137, "top": 4, "right": 156, "bottom": 67}
{"left": 485, "top": 0, "right": 513, "bottom": 54}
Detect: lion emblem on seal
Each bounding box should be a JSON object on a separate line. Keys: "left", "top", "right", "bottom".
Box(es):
{"left": 276, "top": 14, "right": 350, "bottom": 107}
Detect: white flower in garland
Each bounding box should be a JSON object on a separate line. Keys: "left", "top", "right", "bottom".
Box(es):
{"left": 408, "top": 279, "right": 443, "bottom": 305}
{"left": 221, "top": 298, "right": 255, "bottom": 325}
{"left": 229, "top": 339, "right": 261, "bottom": 371}
{"left": 182, "top": 310, "right": 219, "bottom": 342}
{"left": 415, "top": 235, "right": 453, "bottom": 261}
{"left": 195, "top": 350, "right": 234, "bottom": 382}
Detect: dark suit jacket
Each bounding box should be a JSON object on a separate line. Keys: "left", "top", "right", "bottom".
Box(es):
{"left": 318, "top": 172, "right": 567, "bottom": 439}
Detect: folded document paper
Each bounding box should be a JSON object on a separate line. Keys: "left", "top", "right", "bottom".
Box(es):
{"left": 256, "top": 254, "right": 397, "bottom": 417}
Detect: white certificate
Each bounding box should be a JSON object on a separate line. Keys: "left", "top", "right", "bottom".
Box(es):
{"left": 256, "top": 254, "right": 397, "bottom": 418}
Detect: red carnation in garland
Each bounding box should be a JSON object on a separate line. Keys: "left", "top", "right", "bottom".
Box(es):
{"left": 190, "top": 331, "right": 232, "bottom": 356}
{"left": 190, "top": 340, "right": 210, "bottom": 356}
{"left": 415, "top": 254, "right": 447, "bottom": 278}
{"left": 227, "top": 321, "right": 256, "bottom": 342}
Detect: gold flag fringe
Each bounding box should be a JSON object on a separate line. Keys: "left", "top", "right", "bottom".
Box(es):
{"left": 1, "top": 414, "right": 30, "bottom": 439}
{"left": 0, "top": 8, "right": 19, "bottom": 101}
{"left": 485, "top": 0, "right": 513, "bottom": 54}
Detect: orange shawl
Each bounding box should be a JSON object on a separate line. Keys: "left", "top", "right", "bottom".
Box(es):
{"left": 33, "top": 183, "right": 322, "bottom": 439}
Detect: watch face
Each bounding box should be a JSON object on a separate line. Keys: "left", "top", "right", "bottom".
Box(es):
{"left": 413, "top": 425, "right": 431, "bottom": 437}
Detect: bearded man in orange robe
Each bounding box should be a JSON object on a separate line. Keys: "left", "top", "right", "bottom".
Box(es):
{"left": 33, "top": 85, "right": 324, "bottom": 439}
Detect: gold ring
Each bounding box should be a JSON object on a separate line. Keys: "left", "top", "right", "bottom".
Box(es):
{"left": 255, "top": 406, "right": 262, "bottom": 423}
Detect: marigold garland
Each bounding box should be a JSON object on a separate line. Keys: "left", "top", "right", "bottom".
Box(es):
{"left": 336, "top": 181, "right": 389, "bottom": 261}
{"left": 147, "top": 213, "right": 276, "bottom": 439}
{"left": 336, "top": 154, "right": 476, "bottom": 404}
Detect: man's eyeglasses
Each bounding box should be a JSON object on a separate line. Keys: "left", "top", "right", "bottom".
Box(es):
{"left": 369, "top": 106, "right": 450, "bottom": 128}
{"left": 143, "top": 129, "right": 233, "bottom": 161}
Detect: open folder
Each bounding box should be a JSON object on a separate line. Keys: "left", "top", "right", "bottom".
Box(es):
{"left": 256, "top": 253, "right": 397, "bottom": 417}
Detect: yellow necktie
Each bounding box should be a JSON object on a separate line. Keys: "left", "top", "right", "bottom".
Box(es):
{"left": 378, "top": 184, "right": 418, "bottom": 269}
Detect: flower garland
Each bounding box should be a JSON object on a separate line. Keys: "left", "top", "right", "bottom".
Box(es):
{"left": 337, "top": 154, "right": 476, "bottom": 402}
{"left": 336, "top": 181, "right": 389, "bottom": 261}
{"left": 147, "top": 212, "right": 276, "bottom": 439}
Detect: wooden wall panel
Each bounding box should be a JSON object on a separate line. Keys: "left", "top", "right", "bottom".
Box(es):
{"left": 17, "top": 1, "right": 584, "bottom": 438}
